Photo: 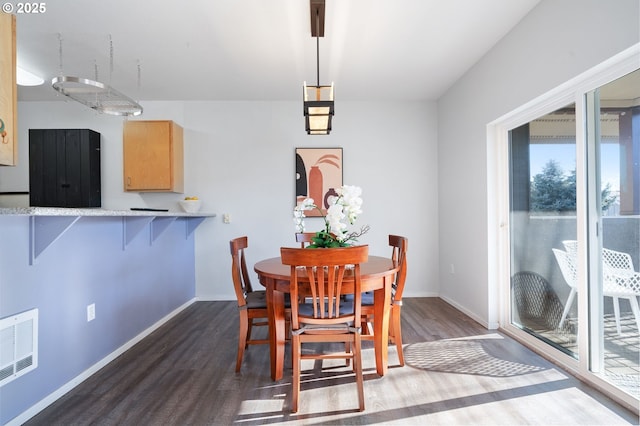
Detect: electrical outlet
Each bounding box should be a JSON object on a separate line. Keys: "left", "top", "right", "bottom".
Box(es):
{"left": 450, "top": 264, "right": 455, "bottom": 274}
{"left": 223, "top": 213, "right": 231, "bottom": 224}
{"left": 87, "top": 303, "right": 96, "bottom": 322}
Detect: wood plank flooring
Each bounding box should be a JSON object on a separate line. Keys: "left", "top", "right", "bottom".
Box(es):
{"left": 24, "top": 298, "right": 638, "bottom": 425}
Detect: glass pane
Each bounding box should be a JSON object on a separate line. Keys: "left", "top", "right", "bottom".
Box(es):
{"left": 593, "top": 69, "right": 640, "bottom": 399}
{"left": 509, "top": 104, "right": 578, "bottom": 358}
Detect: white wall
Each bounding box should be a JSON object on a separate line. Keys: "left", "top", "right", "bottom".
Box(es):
{"left": 2, "top": 98, "right": 439, "bottom": 301}
{"left": 437, "top": 0, "right": 640, "bottom": 327}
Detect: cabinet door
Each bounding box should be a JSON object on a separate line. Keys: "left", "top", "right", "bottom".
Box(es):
{"left": 123, "top": 121, "right": 183, "bottom": 192}
{"left": 82, "top": 130, "right": 102, "bottom": 207}
{"left": 29, "top": 129, "right": 101, "bottom": 207}
{"left": 0, "top": 13, "right": 17, "bottom": 166}
{"left": 29, "top": 129, "right": 58, "bottom": 206}
{"left": 63, "top": 130, "right": 101, "bottom": 207}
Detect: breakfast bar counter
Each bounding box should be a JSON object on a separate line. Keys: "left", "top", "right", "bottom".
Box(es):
{"left": 0, "top": 207, "right": 216, "bottom": 264}
{"left": 0, "top": 207, "right": 216, "bottom": 217}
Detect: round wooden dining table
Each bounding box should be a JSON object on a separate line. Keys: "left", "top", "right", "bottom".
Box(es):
{"left": 254, "top": 255, "right": 399, "bottom": 381}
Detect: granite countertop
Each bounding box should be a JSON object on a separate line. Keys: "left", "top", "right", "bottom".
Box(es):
{"left": 0, "top": 207, "right": 216, "bottom": 217}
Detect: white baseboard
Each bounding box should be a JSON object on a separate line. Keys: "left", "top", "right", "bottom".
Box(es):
{"left": 439, "top": 295, "right": 498, "bottom": 330}
{"left": 7, "top": 298, "right": 197, "bottom": 426}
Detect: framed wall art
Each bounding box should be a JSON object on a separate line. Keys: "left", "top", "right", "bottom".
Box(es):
{"left": 295, "top": 147, "right": 343, "bottom": 216}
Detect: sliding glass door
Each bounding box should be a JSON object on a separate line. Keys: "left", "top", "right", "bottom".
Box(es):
{"left": 505, "top": 68, "right": 639, "bottom": 401}
{"left": 509, "top": 104, "right": 579, "bottom": 359}
{"left": 588, "top": 71, "right": 639, "bottom": 398}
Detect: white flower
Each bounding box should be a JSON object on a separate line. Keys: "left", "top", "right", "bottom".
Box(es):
{"left": 326, "top": 203, "right": 347, "bottom": 239}
{"left": 335, "top": 185, "right": 363, "bottom": 224}
{"left": 300, "top": 198, "right": 315, "bottom": 210}
{"left": 292, "top": 186, "right": 367, "bottom": 247}
{"left": 293, "top": 198, "right": 315, "bottom": 232}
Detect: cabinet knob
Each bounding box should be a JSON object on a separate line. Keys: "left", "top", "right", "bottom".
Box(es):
{"left": 61, "top": 183, "right": 70, "bottom": 188}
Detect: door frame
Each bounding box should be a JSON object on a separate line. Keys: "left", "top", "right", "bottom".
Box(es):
{"left": 486, "top": 43, "right": 640, "bottom": 412}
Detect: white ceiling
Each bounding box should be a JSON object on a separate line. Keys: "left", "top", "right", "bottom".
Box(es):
{"left": 15, "top": 0, "right": 540, "bottom": 102}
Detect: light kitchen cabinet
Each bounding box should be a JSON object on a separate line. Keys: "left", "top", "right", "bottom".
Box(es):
{"left": 123, "top": 120, "right": 184, "bottom": 192}
{"left": 0, "top": 13, "right": 17, "bottom": 166}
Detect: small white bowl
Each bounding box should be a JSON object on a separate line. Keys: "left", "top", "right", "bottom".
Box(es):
{"left": 179, "top": 200, "right": 202, "bottom": 213}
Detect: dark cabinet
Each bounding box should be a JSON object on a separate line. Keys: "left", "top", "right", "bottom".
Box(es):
{"left": 29, "top": 129, "right": 101, "bottom": 207}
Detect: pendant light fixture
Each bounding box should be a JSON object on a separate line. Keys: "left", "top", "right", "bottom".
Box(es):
{"left": 303, "top": 0, "right": 334, "bottom": 135}
{"left": 52, "top": 35, "right": 143, "bottom": 117}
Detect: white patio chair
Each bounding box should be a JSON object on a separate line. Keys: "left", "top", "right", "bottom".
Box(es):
{"left": 602, "top": 247, "right": 640, "bottom": 294}
{"left": 564, "top": 240, "right": 640, "bottom": 295}
{"left": 563, "top": 241, "right": 640, "bottom": 292}
{"left": 553, "top": 247, "right": 640, "bottom": 335}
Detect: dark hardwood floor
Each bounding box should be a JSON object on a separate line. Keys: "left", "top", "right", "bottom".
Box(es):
{"left": 24, "top": 298, "right": 638, "bottom": 425}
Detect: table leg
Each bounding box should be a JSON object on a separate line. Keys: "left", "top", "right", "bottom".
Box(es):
{"left": 373, "top": 274, "right": 392, "bottom": 376}
{"left": 267, "top": 281, "right": 286, "bottom": 381}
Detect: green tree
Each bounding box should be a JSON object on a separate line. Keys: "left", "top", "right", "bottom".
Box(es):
{"left": 600, "top": 182, "right": 617, "bottom": 212}
{"left": 531, "top": 160, "right": 575, "bottom": 212}
{"left": 530, "top": 160, "right": 617, "bottom": 213}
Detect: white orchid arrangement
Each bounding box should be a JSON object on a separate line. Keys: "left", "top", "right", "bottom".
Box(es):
{"left": 293, "top": 185, "right": 370, "bottom": 248}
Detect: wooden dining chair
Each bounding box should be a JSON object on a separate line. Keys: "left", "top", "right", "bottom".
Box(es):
{"left": 280, "top": 245, "right": 369, "bottom": 413}
{"left": 229, "top": 236, "right": 269, "bottom": 373}
{"left": 360, "top": 235, "right": 408, "bottom": 366}
{"left": 295, "top": 232, "right": 316, "bottom": 247}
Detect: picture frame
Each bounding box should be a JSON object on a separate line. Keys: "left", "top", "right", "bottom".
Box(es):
{"left": 295, "top": 147, "right": 343, "bottom": 216}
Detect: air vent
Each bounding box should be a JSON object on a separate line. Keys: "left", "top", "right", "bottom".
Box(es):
{"left": 0, "top": 308, "right": 38, "bottom": 387}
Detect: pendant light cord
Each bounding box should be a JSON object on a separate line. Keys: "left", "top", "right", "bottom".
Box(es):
{"left": 58, "top": 33, "right": 63, "bottom": 76}
{"left": 315, "top": 9, "right": 320, "bottom": 88}
{"left": 109, "top": 34, "right": 114, "bottom": 85}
